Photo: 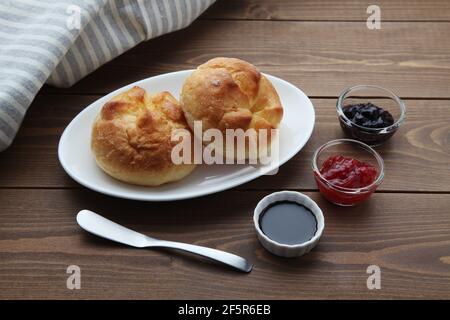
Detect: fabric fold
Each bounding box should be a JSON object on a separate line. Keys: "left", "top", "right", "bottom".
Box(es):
{"left": 0, "top": 0, "right": 215, "bottom": 151}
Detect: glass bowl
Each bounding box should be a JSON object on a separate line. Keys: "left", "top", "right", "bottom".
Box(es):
{"left": 312, "top": 139, "right": 384, "bottom": 206}
{"left": 336, "top": 85, "right": 406, "bottom": 146}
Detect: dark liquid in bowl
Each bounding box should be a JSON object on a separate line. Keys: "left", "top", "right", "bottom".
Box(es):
{"left": 259, "top": 201, "right": 317, "bottom": 245}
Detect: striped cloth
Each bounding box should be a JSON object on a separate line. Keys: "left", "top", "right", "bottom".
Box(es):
{"left": 0, "top": 0, "right": 215, "bottom": 151}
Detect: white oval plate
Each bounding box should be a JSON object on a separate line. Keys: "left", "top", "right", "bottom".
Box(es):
{"left": 58, "top": 70, "right": 315, "bottom": 201}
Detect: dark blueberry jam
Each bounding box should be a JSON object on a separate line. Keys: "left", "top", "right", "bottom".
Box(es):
{"left": 338, "top": 102, "right": 397, "bottom": 145}
{"left": 343, "top": 103, "right": 394, "bottom": 129}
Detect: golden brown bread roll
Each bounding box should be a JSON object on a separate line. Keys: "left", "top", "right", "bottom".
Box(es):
{"left": 91, "top": 86, "right": 196, "bottom": 186}
{"left": 180, "top": 57, "right": 283, "bottom": 160}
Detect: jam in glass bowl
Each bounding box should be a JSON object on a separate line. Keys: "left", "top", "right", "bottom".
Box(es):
{"left": 312, "top": 139, "right": 384, "bottom": 206}
{"left": 336, "top": 85, "right": 406, "bottom": 146}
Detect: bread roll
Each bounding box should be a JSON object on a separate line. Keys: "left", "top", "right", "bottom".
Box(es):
{"left": 180, "top": 57, "right": 283, "bottom": 160}
{"left": 91, "top": 86, "right": 195, "bottom": 186}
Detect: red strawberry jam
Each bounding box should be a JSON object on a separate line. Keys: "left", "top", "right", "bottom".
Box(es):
{"left": 315, "top": 155, "right": 379, "bottom": 205}
{"left": 320, "top": 155, "right": 377, "bottom": 189}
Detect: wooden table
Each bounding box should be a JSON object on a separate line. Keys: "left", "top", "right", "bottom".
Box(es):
{"left": 1, "top": 0, "right": 449, "bottom": 299}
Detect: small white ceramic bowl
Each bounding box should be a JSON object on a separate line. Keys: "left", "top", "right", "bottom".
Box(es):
{"left": 253, "top": 191, "right": 325, "bottom": 257}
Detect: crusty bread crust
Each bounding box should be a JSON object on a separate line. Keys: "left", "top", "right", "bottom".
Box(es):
{"left": 91, "top": 86, "right": 195, "bottom": 186}
{"left": 181, "top": 57, "right": 283, "bottom": 159}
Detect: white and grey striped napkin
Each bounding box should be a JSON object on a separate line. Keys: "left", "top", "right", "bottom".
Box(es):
{"left": 0, "top": 0, "right": 215, "bottom": 151}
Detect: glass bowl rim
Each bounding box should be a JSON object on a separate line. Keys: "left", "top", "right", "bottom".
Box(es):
{"left": 311, "top": 138, "right": 385, "bottom": 193}
{"left": 336, "top": 85, "right": 407, "bottom": 132}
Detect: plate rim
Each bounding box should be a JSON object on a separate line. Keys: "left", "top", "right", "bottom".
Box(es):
{"left": 58, "top": 70, "right": 315, "bottom": 201}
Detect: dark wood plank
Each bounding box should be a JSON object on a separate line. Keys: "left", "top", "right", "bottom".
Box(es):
{"left": 41, "top": 20, "right": 450, "bottom": 98}
{"left": 1, "top": 95, "right": 448, "bottom": 192}
{"left": 204, "top": 0, "right": 450, "bottom": 21}
{"left": 0, "top": 189, "right": 449, "bottom": 299}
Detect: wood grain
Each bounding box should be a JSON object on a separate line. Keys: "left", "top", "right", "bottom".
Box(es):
{"left": 41, "top": 20, "right": 450, "bottom": 98}
{"left": 0, "top": 189, "right": 449, "bottom": 299}
{"left": 204, "top": 0, "right": 450, "bottom": 21}
{"left": 1, "top": 0, "right": 449, "bottom": 300}
{"left": 1, "top": 95, "right": 448, "bottom": 192}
